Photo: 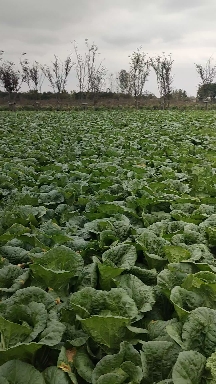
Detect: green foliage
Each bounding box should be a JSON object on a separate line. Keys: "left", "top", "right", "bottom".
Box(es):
{"left": 1, "top": 110, "right": 216, "bottom": 382}
{"left": 0, "top": 360, "right": 45, "bottom": 383}
{"left": 197, "top": 82, "right": 216, "bottom": 101}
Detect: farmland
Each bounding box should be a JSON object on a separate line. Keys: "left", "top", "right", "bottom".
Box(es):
{"left": 1, "top": 110, "right": 216, "bottom": 382}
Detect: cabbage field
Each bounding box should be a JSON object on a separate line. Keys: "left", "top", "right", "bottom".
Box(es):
{"left": 1, "top": 110, "right": 216, "bottom": 383}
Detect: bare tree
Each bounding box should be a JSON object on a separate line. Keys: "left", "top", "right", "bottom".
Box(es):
{"left": 129, "top": 48, "right": 150, "bottom": 107}
{"left": 117, "top": 69, "right": 130, "bottom": 94}
{"left": 106, "top": 72, "right": 115, "bottom": 93}
{"left": 42, "top": 55, "right": 74, "bottom": 98}
{"left": 0, "top": 52, "right": 24, "bottom": 100}
{"left": 85, "top": 39, "right": 106, "bottom": 94}
{"left": 151, "top": 53, "right": 174, "bottom": 109}
{"left": 21, "top": 58, "right": 44, "bottom": 93}
{"left": 74, "top": 40, "right": 87, "bottom": 96}
{"left": 73, "top": 39, "right": 106, "bottom": 98}
{"left": 195, "top": 57, "right": 216, "bottom": 86}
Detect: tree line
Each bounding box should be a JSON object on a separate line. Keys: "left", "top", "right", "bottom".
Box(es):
{"left": 0, "top": 40, "right": 215, "bottom": 108}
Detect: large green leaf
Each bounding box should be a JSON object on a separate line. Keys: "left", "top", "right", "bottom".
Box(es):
{"left": 34, "top": 220, "right": 72, "bottom": 247}
{"left": 84, "top": 218, "right": 114, "bottom": 234}
{"left": 170, "top": 271, "right": 216, "bottom": 319}
{"left": 0, "top": 360, "right": 45, "bottom": 383}
{"left": 73, "top": 346, "right": 94, "bottom": 383}
{"left": 92, "top": 341, "right": 142, "bottom": 384}
{"left": 39, "top": 312, "right": 65, "bottom": 346}
{"left": 145, "top": 253, "right": 168, "bottom": 270}
{"left": 104, "top": 288, "right": 138, "bottom": 319}
{"left": 163, "top": 245, "right": 191, "bottom": 263}
{"left": 75, "top": 261, "right": 98, "bottom": 290}
{"left": 0, "top": 265, "right": 29, "bottom": 295}
{"left": 148, "top": 319, "right": 179, "bottom": 343}
{"left": 1, "top": 302, "right": 48, "bottom": 343}
{"left": 30, "top": 246, "right": 84, "bottom": 290}
{"left": 30, "top": 264, "right": 74, "bottom": 291}
{"left": 141, "top": 341, "right": 180, "bottom": 384}
{"left": 0, "top": 343, "right": 42, "bottom": 366}
{"left": 114, "top": 274, "right": 155, "bottom": 313}
{"left": 158, "top": 270, "right": 183, "bottom": 299}
{"left": 80, "top": 315, "right": 130, "bottom": 349}
{"left": 99, "top": 230, "right": 119, "bottom": 248}
{"left": 98, "top": 263, "right": 124, "bottom": 290}
{"left": 70, "top": 287, "right": 104, "bottom": 319}
{"left": 43, "top": 367, "right": 71, "bottom": 384}
{"left": 181, "top": 307, "right": 216, "bottom": 357}
{"left": 63, "top": 324, "right": 89, "bottom": 347}
{"left": 96, "top": 373, "right": 127, "bottom": 384}
{"left": 102, "top": 243, "right": 137, "bottom": 269}
{"left": 136, "top": 229, "right": 168, "bottom": 258}
{"left": 120, "top": 360, "right": 143, "bottom": 382}
{"left": 166, "top": 322, "right": 184, "bottom": 348}
{"left": 130, "top": 265, "right": 157, "bottom": 285}
{"left": 170, "top": 286, "right": 201, "bottom": 320}
{"left": 0, "top": 223, "right": 31, "bottom": 244}
{"left": 31, "top": 246, "right": 84, "bottom": 272}
{"left": 70, "top": 287, "right": 138, "bottom": 320}
{"left": 158, "top": 262, "right": 194, "bottom": 298}
{"left": 172, "top": 350, "right": 206, "bottom": 384}
{"left": 39, "top": 190, "right": 65, "bottom": 205}
{"left": 182, "top": 270, "right": 216, "bottom": 299}
{"left": 0, "top": 246, "right": 30, "bottom": 264}
{"left": 0, "top": 287, "right": 55, "bottom": 312}
{"left": 124, "top": 325, "right": 148, "bottom": 344}
{"left": 0, "top": 316, "right": 31, "bottom": 349}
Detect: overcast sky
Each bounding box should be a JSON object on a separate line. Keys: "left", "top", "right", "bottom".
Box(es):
{"left": 1, "top": 0, "right": 216, "bottom": 96}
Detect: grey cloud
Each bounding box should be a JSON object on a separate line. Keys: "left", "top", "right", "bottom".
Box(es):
{"left": 103, "top": 24, "right": 183, "bottom": 47}
{"left": 0, "top": 0, "right": 91, "bottom": 29}
{"left": 157, "top": 0, "right": 210, "bottom": 13}
{"left": 1, "top": 29, "right": 62, "bottom": 47}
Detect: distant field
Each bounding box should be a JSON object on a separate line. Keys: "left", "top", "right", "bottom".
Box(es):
{"left": 1, "top": 110, "right": 216, "bottom": 382}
